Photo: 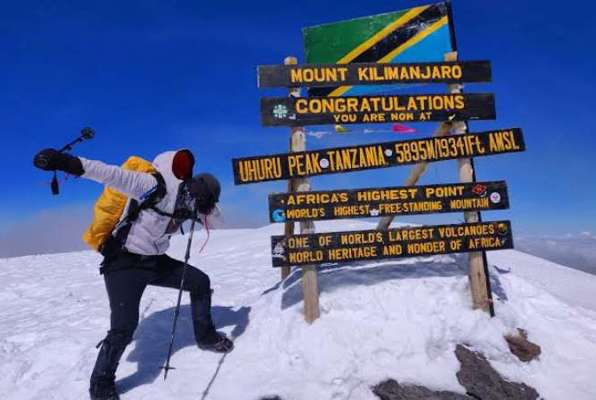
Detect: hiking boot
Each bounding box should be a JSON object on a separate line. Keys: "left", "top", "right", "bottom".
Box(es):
{"left": 89, "top": 330, "right": 130, "bottom": 400}
{"left": 89, "top": 378, "right": 119, "bottom": 400}
{"left": 197, "top": 331, "right": 234, "bottom": 353}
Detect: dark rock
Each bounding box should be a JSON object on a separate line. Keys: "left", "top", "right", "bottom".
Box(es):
{"left": 455, "top": 345, "right": 540, "bottom": 400}
{"left": 372, "top": 379, "right": 473, "bottom": 400}
{"left": 505, "top": 329, "right": 542, "bottom": 362}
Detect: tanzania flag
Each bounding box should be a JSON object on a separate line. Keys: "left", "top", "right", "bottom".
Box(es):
{"left": 303, "top": 1, "right": 455, "bottom": 97}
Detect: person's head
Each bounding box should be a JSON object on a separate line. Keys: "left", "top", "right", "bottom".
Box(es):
{"left": 189, "top": 173, "right": 220, "bottom": 215}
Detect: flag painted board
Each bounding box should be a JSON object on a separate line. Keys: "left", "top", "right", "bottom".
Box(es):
{"left": 257, "top": 60, "right": 491, "bottom": 88}
{"left": 268, "top": 181, "right": 508, "bottom": 223}
{"left": 260, "top": 93, "right": 495, "bottom": 127}
{"left": 232, "top": 128, "right": 525, "bottom": 184}
{"left": 303, "top": 1, "right": 455, "bottom": 97}
{"left": 271, "top": 220, "right": 513, "bottom": 267}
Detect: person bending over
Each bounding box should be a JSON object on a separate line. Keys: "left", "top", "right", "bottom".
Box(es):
{"left": 34, "top": 148, "right": 233, "bottom": 400}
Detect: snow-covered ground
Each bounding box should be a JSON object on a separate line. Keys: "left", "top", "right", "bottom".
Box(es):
{"left": 1, "top": 220, "right": 596, "bottom": 400}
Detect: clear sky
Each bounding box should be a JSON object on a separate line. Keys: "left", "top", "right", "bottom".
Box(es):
{"left": 1, "top": 0, "right": 595, "bottom": 256}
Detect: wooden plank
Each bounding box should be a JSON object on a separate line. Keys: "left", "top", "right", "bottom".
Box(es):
{"left": 281, "top": 211, "right": 294, "bottom": 279}
{"left": 257, "top": 60, "right": 492, "bottom": 88}
{"left": 455, "top": 121, "right": 494, "bottom": 313}
{"left": 268, "top": 181, "right": 509, "bottom": 223}
{"left": 281, "top": 56, "right": 299, "bottom": 281}
{"left": 377, "top": 51, "right": 461, "bottom": 232}
{"left": 376, "top": 120, "right": 452, "bottom": 231}
{"left": 281, "top": 56, "right": 320, "bottom": 323}
{"left": 445, "top": 51, "right": 495, "bottom": 316}
{"left": 300, "top": 218, "right": 319, "bottom": 323}
{"left": 261, "top": 93, "right": 496, "bottom": 127}
{"left": 271, "top": 220, "right": 514, "bottom": 267}
{"left": 232, "top": 128, "right": 525, "bottom": 184}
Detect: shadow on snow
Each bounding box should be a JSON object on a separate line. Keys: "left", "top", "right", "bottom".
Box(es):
{"left": 117, "top": 304, "right": 250, "bottom": 394}
{"left": 262, "top": 254, "right": 509, "bottom": 309}
{"left": 116, "top": 255, "right": 509, "bottom": 394}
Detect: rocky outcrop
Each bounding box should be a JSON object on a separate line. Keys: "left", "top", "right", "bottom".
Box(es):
{"left": 372, "top": 345, "right": 541, "bottom": 400}
{"left": 504, "top": 329, "right": 541, "bottom": 362}
{"left": 373, "top": 379, "right": 473, "bottom": 400}
{"left": 455, "top": 345, "right": 540, "bottom": 400}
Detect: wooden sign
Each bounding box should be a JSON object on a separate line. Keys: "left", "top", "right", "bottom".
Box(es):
{"left": 268, "top": 181, "right": 508, "bottom": 222}
{"left": 303, "top": 2, "right": 455, "bottom": 97}
{"left": 271, "top": 221, "right": 513, "bottom": 267}
{"left": 232, "top": 128, "right": 525, "bottom": 184}
{"left": 258, "top": 61, "right": 491, "bottom": 88}
{"left": 260, "top": 93, "right": 495, "bottom": 127}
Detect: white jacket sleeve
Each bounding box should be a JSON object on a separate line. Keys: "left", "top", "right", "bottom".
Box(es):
{"left": 79, "top": 157, "right": 159, "bottom": 201}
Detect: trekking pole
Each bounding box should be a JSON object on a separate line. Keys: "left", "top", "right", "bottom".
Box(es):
{"left": 34, "top": 127, "right": 95, "bottom": 195}
{"left": 162, "top": 199, "right": 200, "bottom": 380}
{"left": 58, "top": 126, "right": 95, "bottom": 152}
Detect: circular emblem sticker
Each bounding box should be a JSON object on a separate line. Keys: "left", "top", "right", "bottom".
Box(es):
{"left": 489, "top": 192, "right": 501, "bottom": 204}
{"left": 272, "top": 209, "right": 286, "bottom": 222}
{"left": 497, "top": 223, "right": 509, "bottom": 235}
{"left": 319, "top": 158, "right": 330, "bottom": 169}
{"left": 272, "top": 104, "right": 288, "bottom": 119}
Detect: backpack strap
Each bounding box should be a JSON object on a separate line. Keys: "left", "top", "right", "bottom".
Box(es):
{"left": 126, "top": 172, "right": 167, "bottom": 222}
{"left": 148, "top": 205, "right": 202, "bottom": 222}
{"left": 148, "top": 205, "right": 175, "bottom": 218}
{"left": 141, "top": 172, "right": 166, "bottom": 209}
{"left": 101, "top": 172, "right": 166, "bottom": 257}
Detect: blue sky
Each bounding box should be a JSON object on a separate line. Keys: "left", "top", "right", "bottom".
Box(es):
{"left": 1, "top": 0, "right": 595, "bottom": 255}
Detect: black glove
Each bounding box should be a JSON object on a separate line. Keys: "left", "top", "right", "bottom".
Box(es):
{"left": 189, "top": 173, "right": 221, "bottom": 215}
{"left": 33, "top": 148, "right": 85, "bottom": 176}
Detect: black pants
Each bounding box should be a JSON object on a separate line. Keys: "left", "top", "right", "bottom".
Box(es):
{"left": 90, "top": 252, "right": 215, "bottom": 388}
{"left": 102, "top": 252, "right": 215, "bottom": 344}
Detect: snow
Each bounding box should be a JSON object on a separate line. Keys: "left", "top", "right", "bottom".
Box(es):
{"left": 1, "top": 220, "right": 596, "bottom": 400}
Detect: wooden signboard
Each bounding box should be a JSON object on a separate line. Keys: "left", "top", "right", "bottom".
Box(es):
{"left": 258, "top": 61, "right": 491, "bottom": 88}
{"left": 268, "top": 181, "right": 508, "bottom": 223}
{"left": 242, "top": 2, "right": 524, "bottom": 322}
{"left": 271, "top": 220, "right": 513, "bottom": 267}
{"left": 261, "top": 93, "right": 495, "bottom": 127}
{"left": 232, "top": 128, "right": 525, "bottom": 184}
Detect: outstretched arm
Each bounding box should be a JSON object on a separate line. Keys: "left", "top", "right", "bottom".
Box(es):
{"left": 33, "top": 149, "right": 158, "bottom": 201}
{"left": 33, "top": 148, "right": 160, "bottom": 200}
{"left": 79, "top": 158, "right": 159, "bottom": 201}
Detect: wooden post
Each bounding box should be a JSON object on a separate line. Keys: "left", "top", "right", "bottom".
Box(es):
{"left": 283, "top": 56, "right": 321, "bottom": 323}
{"left": 375, "top": 51, "right": 494, "bottom": 316}
{"left": 376, "top": 120, "right": 452, "bottom": 230}
{"left": 281, "top": 56, "right": 299, "bottom": 281}
{"left": 281, "top": 174, "right": 295, "bottom": 280}
{"left": 445, "top": 51, "right": 495, "bottom": 316}
{"left": 376, "top": 50, "right": 459, "bottom": 232}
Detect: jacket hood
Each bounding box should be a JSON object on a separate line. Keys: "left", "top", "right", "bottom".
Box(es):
{"left": 152, "top": 149, "right": 195, "bottom": 184}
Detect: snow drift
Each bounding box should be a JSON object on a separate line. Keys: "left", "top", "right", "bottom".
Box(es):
{"left": 1, "top": 220, "right": 596, "bottom": 400}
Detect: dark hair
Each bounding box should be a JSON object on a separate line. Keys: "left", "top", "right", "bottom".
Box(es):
{"left": 192, "top": 173, "right": 220, "bottom": 214}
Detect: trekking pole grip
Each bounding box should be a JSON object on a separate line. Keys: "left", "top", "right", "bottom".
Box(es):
{"left": 59, "top": 127, "right": 95, "bottom": 152}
